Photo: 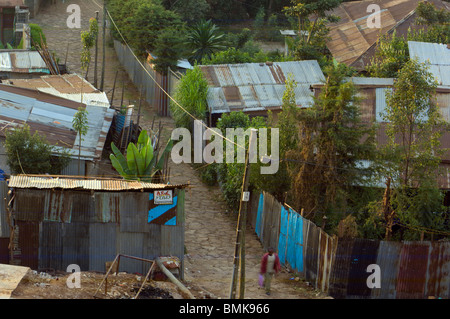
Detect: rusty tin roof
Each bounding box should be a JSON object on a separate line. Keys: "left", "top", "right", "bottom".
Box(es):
{"left": 3, "top": 74, "right": 110, "bottom": 107}
{"left": 326, "top": 0, "right": 450, "bottom": 70}
{"left": 0, "top": 83, "right": 114, "bottom": 161}
{"left": 200, "top": 61, "right": 325, "bottom": 114}
{"left": 8, "top": 175, "right": 188, "bottom": 191}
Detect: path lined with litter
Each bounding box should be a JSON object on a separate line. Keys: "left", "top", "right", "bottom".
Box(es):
{"left": 31, "top": 0, "right": 326, "bottom": 299}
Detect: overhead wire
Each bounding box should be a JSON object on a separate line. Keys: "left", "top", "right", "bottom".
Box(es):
{"left": 90, "top": 0, "right": 247, "bottom": 152}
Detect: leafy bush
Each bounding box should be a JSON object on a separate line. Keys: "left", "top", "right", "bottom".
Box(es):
{"left": 171, "top": 66, "right": 209, "bottom": 130}
{"left": 199, "top": 163, "right": 218, "bottom": 186}
{"left": 4, "top": 125, "right": 70, "bottom": 174}
{"left": 216, "top": 111, "right": 267, "bottom": 211}
{"left": 18, "top": 23, "right": 46, "bottom": 49}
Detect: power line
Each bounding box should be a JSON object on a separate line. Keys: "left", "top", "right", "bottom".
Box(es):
{"left": 90, "top": 0, "right": 247, "bottom": 152}
{"left": 395, "top": 220, "right": 450, "bottom": 236}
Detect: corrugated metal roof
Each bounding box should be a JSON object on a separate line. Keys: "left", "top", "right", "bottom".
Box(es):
{"left": 408, "top": 41, "right": 450, "bottom": 86}
{"left": 326, "top": 0, "right": 449, "bottom": 69}
{"left": 8, "top": 175, "right": 187, "bottom": 190}
{"left": 199, "top": 61, "right": 325, "bottom": 114}
{"left": 0, "top": 51, "right": 50, "bottom": 74}
{"left": 3, "top": 74, "right": 110, "bottom": 107}
{"left": 0, "top": 83, "right": 113, "bottom": 161}
{"left": 1, "top": 0, "right": 27, "bottom": 7}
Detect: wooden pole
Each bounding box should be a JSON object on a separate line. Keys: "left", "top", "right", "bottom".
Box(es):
{"left": 383, "top": 177, "right": 393, "bottom": 241}
{"left": 230, "top": 129, "right": 257, "bottom": 299}
{"left": 65, "top": 41, "right": 69, "bottom": 66}
{"left": 120, "top": 74, "right": 125, "bottom": 108}
{"left": 155, "top": 257, "right": 195, "bottom": 299}
{"left": 137, "top": 85, "right": 143, "bottom": 126}
{"left": 100, "top": 0, "right": 106, "bottom": 91}
{"left": 110, "top": 70, "right": 119, "bottom": 108}
{"left": 94, "top": 11, "right": 99, "bottom": 88}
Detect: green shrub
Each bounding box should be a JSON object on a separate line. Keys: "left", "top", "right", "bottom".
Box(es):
{"left": 4, "top": 124, "right": 70, "bottom": 174}
{"left": 18, "top": 23, "right": 46, "bottom": 49}
{"left": 171, "top": 66, "right": 209, "bottom": 130}
{"left": 216, "top": 112, "right": 267, "bottom": 211}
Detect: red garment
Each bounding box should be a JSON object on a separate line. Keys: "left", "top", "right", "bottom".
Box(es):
{"left": 260, "top": 252, "right": 281, "bottom": 274}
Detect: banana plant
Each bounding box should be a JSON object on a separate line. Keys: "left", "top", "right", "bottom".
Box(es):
{"left": 110, "top": 129, "right": 173, "bottom": 182}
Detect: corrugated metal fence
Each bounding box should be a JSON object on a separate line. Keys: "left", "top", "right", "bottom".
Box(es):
{"left": 0, "top": 184, "right": 186, "bottom": 275}
{"left": 113, "top": 40, "right": 178, "bottom": 117}
{"left": 248, "top": 191, "right": 450, "bottom": 299}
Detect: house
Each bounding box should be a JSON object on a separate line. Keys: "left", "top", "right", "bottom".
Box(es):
{"left": 0, "top": 83, "right": 114, "bottom": 176}
{"left": 0, "top": 175, "right": 187, "bottom": 275}
{"left": 0, "top": 50, "right": 50, "bottom": 79}
{"left": 0, "top": 1, "right": 30, "bottom": 47}
{"left": 325, "top": 0, "right": 450, "bottom": 71}
{"left": 312, "top": 76, "right": 450, "bottom": 191}
{"left": 199, "top": 60, "right": 325, "bottom": 126}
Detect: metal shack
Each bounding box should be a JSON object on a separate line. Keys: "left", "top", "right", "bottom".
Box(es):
{"left": 5, "top": 175, "right": 187, "bottom": 275}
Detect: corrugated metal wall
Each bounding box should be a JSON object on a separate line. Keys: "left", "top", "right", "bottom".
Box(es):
{"left": 250, "top": 192, "right": 450, "bottom": 299}
{"left": 372, "top": 240, "right": 402, "bottom": 299}
{"left": 10, "top": 188, "right": 186, "bottom": 274}
{"left": 0, "top": 180, "right": 9, "bottom": 238}
{"left": 114, "top": 40, "right": 175, "bottom": 117}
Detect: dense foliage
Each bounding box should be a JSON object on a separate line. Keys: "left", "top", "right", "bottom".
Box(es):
{"left": 170, "top": 66, "right": 209, "bottom": 130}
{"left": 4, "top": 125, "right": 70, "bottom": 175}
{"left": 367, "top": 1, "right": 450, "bottom": 77}
{"left": 106, "top": 0, "right": 450, "bottom": 240}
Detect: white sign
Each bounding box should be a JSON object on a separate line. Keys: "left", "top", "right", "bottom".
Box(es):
{"left": 242, "top": 191, "right": 250, "bottom": 202}
{"left": 154, "top": 190, "right": 173, "bottom": 205}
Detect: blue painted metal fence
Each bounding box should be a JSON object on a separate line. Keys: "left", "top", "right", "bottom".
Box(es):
{"left": 249, "top": 191, "right": 450, "bottom": 299}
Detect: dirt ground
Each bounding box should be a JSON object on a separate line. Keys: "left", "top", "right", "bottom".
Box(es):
{"left": 11, "top": 268, "right": 201, "bottom": 299}
{"left": 8, "top": 0, "right": 331, "bottom": 300}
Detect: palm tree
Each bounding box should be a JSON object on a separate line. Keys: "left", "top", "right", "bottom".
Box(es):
{"left": 186, "top": 19, "right": 226, "bottom": 63}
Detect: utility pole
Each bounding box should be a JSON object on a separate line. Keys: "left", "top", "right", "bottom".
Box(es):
{"left": 383, "top": 177, "right": 394, "bottom": 241}
{"left": 94, "top": 11, "right": 99, "bottom": 88}
{"left": 229, "top": 129, "right": 257, "bottom": 299}
{"left": 100, "top": 0, "right": 106, "bottom": 91}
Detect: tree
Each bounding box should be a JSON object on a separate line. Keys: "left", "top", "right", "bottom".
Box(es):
{"left": 284, "top": 0, "right": 341, "bottom": 44}
{"left": 379, "top": 59, "right": 448, "bottom": 239}
{"left": 366, "top": 30, "right": 409, "bottom": 78}
{"left": 81, "top": 17, "right": 98, "bottom": 74}
{"left": 72, "top": 107, "right": 89, "bottom": 175}
{"left": 164, "top": 0, "right": 211, "bottom": 22}
{"left": 283, "top": 0, "right": 341, "bottom": 66}
{"left": 216, "top": 112, "right": 267, "bottom": 210}
{"left": 110, "top": 130, "right": 174, "bottom": 182}
{"left": 410, "top": 1, "right": 450, "bottom": 44}
{"left": 250, "top": 74, "right": 299, "bottom": 202}
{"left": 152, "top": 27, "right": 184, "bottom": 75}
{"left": 4, "top": 124, "right": 70, "bottom": 175}
{"left": 367, "top": 2, "right": 450, "bottom": 77}
{"left": 286, "top": 62, "right": 376, "bottom": 225}
{"left": 185, "top": 19, "right": 226, "bottom": 64}
{"left": 109, "top": 0, "right": 184, "bottom": 55}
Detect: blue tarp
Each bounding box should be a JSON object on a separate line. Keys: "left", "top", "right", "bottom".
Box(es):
{"left": 285, "top": 208, "right": 303, "bottom": 273}
{"left": 277, "top": 206, "right": 289, "bottom": 264}
{"left": 255, "top": 193, "right": 264, "bottom": 238}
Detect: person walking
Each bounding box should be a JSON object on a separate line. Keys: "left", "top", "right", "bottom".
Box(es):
{"left": 260, "top": 247, "right": 281, "bottom": 295}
